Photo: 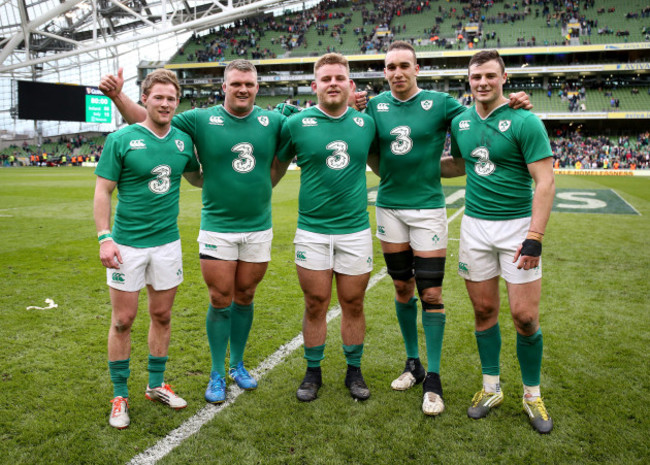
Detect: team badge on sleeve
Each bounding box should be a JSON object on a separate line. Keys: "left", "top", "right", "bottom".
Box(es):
{"left": 498, "top": 120, "right": 511, "bottom": 132}
{"left": 175, "top": 140, "right": 185, "bottom": 151}
{"left": 421, "top": 100, "right": 433, "bottom": 111}
{"left": 257, "top": 116, "right": 269, "bottom": 127}
{"left": 353, "top": 117, "right": 364, "bottom": 127}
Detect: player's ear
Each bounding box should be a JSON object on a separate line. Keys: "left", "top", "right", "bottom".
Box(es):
{"left": 311, "top": 81, "right": 317, "bottom": 92}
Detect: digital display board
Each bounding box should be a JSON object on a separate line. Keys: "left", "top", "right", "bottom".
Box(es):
{"left": 17, "top": 80, "right": 112, "bottom": 123}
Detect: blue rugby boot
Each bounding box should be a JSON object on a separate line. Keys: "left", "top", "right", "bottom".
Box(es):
{"left": 205, "top": 372, "right": 226, "bottom": 404}
{"left": 228, "top": 362, "right": 258, "bottom": 390}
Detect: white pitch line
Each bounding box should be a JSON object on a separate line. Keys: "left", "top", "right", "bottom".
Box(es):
{"left": 610, "top": 189, "right": 641, "bottom": 215}
{"left": 128, "top": 269, "right": 388, "bottom": 465}
{"left": 128, "top": 208, "right": 464, "bottom": 465}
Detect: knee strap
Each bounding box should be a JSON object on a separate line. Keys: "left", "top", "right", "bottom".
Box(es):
{"left": 384, "top": 250, "right": 414, "bottom": 281}
{"left": 414, "top": 256, "right": 446, "bottom": 295}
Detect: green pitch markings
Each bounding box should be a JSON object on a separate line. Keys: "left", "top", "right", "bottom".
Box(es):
{"left": 367, "top": 186, "right": 639, "bottom": 214}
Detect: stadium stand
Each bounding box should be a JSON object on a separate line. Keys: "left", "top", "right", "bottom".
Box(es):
{"left": 168, "top": 0, "right": 650, "bottom": 62}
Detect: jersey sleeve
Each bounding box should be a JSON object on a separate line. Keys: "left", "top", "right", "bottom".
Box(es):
{"left": 518, "top": 113, "right": 553, "bottom": 164}
{"left": 171, "top": 110, "right": 196, "bottom": 140}
{"left": 94, "top": 133, "right": 123, "bottom": 181}
{"left": 444, "top": 93, "right": 466, "bottom": 124}
{"left": 277, "top": 118, "right": 295, "bottom": 162}
{"left": 449, "top": 126, "right": 462, "bottom": 159}
{"left": 184, "top": 149, "right": 201, "bottom": 173}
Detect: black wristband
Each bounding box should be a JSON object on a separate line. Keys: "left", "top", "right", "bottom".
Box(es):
{"left": 521, "top": 239, "right": 542, "bottom": 257}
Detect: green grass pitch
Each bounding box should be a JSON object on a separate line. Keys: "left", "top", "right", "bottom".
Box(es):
{"left": 0, "top": 167, "right": 648, "bottom": 464}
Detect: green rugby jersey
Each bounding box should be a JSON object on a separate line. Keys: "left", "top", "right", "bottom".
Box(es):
{"left": 279, "top": 106, "right": 375, "bottom": 234}
{"left": 172, "top": 105, "right": 285, "bottom": 232}
{"left": 366, "top": 89, "right": 465, "bottom": 209}
{"left": 95, "top": 123, "right": 198, "bottom": 247}
{"left": 450, "top": 104, "right": 553, "bottom": 220}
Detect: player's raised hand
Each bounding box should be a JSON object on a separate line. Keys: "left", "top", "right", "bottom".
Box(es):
{"left": 99, "top": 68, "right": 124, "bottom": 99}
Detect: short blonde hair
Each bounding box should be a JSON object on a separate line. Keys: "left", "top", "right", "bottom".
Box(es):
{"left": 314, "top": 53, "right": 350, "bottom": 77}
{"left": 141, "top": 69, "right": 180, "bottom": 97}
{"left": 224, "top": 59, "right": 258, "bottom": 80}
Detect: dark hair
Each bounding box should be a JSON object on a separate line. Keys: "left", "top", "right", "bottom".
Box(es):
{"left": 468, "top": 50, "right": 505, "bottom": 73}
{"left": 386, "top": 40, "right": 417, "bottom": 62}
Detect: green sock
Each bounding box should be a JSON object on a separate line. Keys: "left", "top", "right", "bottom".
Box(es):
{"left": 517, "top": 328, "right": 543, "bottom": 386}
{"left": 422, "top": 311, "right": 446, "bottom": 374}
{"left": 108, "top": 358, "right": 130, "bottom": 398}
{"left": 342, "top": 343, "right": 364, "bottom": 368}
{"left": 304, "top": 344, "right": 325, "bottom": 368}
{"left": 206, "top": 303, "right": 231, "bottom": 377}
{"left": 229, "top": 302, "right": 254, "bottom": 370}
{"left": 147, "top": 354, "right": 168, "bottom": 389}
{"left": 396, "top": 297, "right": 419, "bottom": 359}
{"left": 476, "top": 323, "right": 501, "bottom": 376}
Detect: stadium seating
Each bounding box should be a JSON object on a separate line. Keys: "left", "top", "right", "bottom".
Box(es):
{"left": 169, "top": 0, "right": 650, "bottom": 63}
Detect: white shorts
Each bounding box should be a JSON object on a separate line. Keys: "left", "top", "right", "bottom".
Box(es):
{"left": 293, "top": 228, "right": 373, "bottom": 275}
{"left": 107, "top": 239, "right": 183, "bottom": 292}
{"left": 198, "top": 228, "right": 272, "bottom": 262}
{"left": 376, "top": 207, "right": 448, "bottom": 251}
{"left": 458, "top": 215, "right": 542, "bottom": 284}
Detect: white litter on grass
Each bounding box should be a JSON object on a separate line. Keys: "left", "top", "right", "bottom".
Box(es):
{"left": 26, "top": 298, "right": 58, "bottom": 310}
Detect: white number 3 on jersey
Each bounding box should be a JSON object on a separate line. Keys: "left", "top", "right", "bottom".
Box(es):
{"left": 326, "top": 140, "right": 350, "bottom": 170}
{"left": 149, "top": 165, "right": 172, "bottom": 194}
{"left": 389, "top": 126, "right": 413, "bottom": 155}
{"left": 232, "top": 142, "right": 256, "bottom": 173}
{"left": 470, "top": 147, "right": 496, "bottom": 176}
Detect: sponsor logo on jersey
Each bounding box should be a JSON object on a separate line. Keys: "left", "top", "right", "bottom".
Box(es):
{"left": 367, "top": 257, "right": 373, "bottom": 265}
{"left": 458, "top": 262, "right": 469, "bottom": 274}
{"left": 377, "top": 103, "right": 390, "bottom": 112}
{"left": 471, "top": 146, "right": 496, "bottom": 176}
{"left": 204, "top": 244, "right": 217, "bottom": 250}
{"left": 432, "top": 234, "right": 439, "bottom": 244}
{"left": 129, "top": 139, "right": 146, "bottom": 149}
{"left": 302, "top": 117, "right": 317, "bottom": 127}
{"left": 257, "top": 116, "right": 269, "bottom": 127}
{"left": 209, "top": 116, "right": 225, "bottom": 125}
{"left": 111, "top": 272, "right": 125, "bottom": 283}
{"left": 296, "top": 250, "right": 307, "bottom": 261}
{"left": 459, "top": 120, "right": 470, "bottom": 131}
{"left": 377, "top": 225, "right": 385, "bottom": 235}
{"left": 353, "top": 117, "right": 364, "bottom": 127}
{"left": 176, "top": 268, "right": 183, "bottom": 277}
{"left": 149, "top": 165, "right": 172, "bottom": 194}
{"left": 498, "top": 120, "right": 511, "bottom": 132}
{"left": 175, "top": 140, "right": 185, "bottom": 151}
{"left": 421, "top": 100, "right": 433, "bottom": 110}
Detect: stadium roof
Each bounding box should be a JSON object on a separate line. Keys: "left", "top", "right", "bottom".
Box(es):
{"left": 0, "top": 0, "right": 304, "bottom": 76}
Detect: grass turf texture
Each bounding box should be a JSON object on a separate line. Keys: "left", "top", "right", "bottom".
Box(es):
{"left": 0, "top": 167, "right": 648, "bottom": 464}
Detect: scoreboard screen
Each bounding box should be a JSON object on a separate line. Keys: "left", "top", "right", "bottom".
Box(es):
{"left": 17, "top": 80, "right": 112, "bottom": 123}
